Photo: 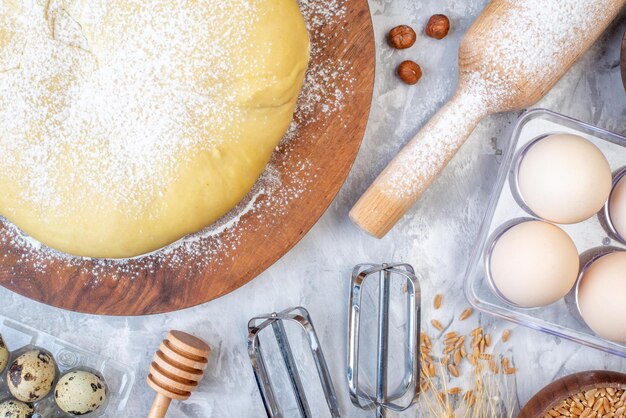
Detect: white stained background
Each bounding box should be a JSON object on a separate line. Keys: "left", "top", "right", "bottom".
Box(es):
{"left": 0, "top": 0, "right": 625, "bottom": 417}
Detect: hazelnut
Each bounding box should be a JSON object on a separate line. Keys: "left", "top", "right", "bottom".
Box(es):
{"left": 387, "top": 25, "right": 417, "bottom": 49}
{"left": 425, "top": 14, "right": 450, "bottom": 39}
{"left": 397, "top": 60, "right": 422, "bottom": 85}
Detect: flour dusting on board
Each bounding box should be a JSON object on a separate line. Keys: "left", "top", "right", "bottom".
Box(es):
{"left": 384, "top": 0, "right": 612, "bottom": 197}
{"left": 0, "top": 0, "right": 354, "bottom": 281}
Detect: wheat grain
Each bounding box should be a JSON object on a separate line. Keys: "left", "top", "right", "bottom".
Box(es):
{"left": 434, "top": 294, "right": 443, "bottom": 309}
{"left": 448, "top": 387, "right": 462, "bottom": 395}
{"left": 454, "top": 350, "right": 462, "bottom": 365}
{"left": 549, "top": 387, "right": 626, "bottom": 418}
{"left": 416, "top": 302, "right": 518, "bottom": 417}
{"left": 448, "top": 364, "right": 460, "bottom": 378}
{"left": 455, "top": 336, "right": 465, "bottom": 349}
{"left": 459, "top": 308, "right": 473, "bottom": 321}
{"left": 471, "top": 327, "right": 483, "bottom": 337}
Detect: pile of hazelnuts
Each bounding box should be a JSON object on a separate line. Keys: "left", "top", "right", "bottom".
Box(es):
{"left": 388, "top": 14, "right": 450, "bottom": 85}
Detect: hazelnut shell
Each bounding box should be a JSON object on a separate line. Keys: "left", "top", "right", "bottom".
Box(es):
{"left": 425, "top": 14, "right": 450, "bottom": 40}
{"left": 397, "top": 61, "right": 422, "bottom": 85}
{"left": 387, "top": 25, "right": 417, "bottom": 49}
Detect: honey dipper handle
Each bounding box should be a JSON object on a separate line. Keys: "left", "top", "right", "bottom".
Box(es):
{"left": 349, "top": 88, "right": 489, "bottom": 238}
{"left": 147, "top": 393, "right": 172, "bottom": 418}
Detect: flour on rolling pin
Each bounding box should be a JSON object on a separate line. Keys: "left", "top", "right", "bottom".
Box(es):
{"left": 385, "top": 78, "right": 489, "bottom": 197}
{"left": 388, "top": 0, "right": 614, "bottom": 198}
{"left": 351, "top": 0, "right": 625, "bottom": 238}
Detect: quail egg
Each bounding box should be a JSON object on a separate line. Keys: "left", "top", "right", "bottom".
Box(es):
{"left": 55, "top": 370, "right": 107, "bottom": 416}
{"left": 0, "top": 334, "right": 9, "bottom": 373}
{"left": 0, "top": 399, "right": 34, "bottom": 418}
{"left": 7, "top": 350, "right": 56, "bottom": 402}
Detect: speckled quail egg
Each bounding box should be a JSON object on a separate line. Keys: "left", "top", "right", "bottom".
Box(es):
{"left": 0, "top": 399, "right": 34, "bottom": 418}
{"left": 0, "top": 334, "right": 9, "bottom": 373}
{"left": 55, "top": 371, "right": 107, "bottom": 416}
{"left": 7, "top": 350, "right": 56, "bottom": 402}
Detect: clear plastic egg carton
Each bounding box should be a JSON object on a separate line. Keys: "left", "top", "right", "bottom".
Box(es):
{"left": 0, "top": 314, "right": 135, "bottom": 417}
{"left": 464, "top": 108, "right": 626, "bottom": 358}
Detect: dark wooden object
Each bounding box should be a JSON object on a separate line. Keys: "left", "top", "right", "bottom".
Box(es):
{"left": 519, "top": 370, "right": 626, "bottom": 417}
{"left": 0, "top": 1, "right": 375, "bottom": 315}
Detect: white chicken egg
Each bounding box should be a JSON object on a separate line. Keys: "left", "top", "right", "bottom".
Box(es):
{"left": 577, "top": 251, "right": 626, "bottom": 342}
{"left": 55, "top": 370, "right": 107, "bottom": 416}
{"left": 518, "top": 134, "right": 612, "bottom": 224}
{"left": 489, "top": 220, "right": 579, "bottom": 308}
{"left": 608, "top": 173, "right": 626, "bottom": 242}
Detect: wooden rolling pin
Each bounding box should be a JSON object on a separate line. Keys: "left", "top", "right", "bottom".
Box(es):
{"left": 146, "top": 330, "right": 211, "bottom": 418}
{"left": 350, "top": 0, "right": 626, "bottom": 238}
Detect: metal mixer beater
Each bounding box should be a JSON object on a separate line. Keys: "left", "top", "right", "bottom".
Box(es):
{"left": 248, "top": 306, "right": 340, "bottom": 418}
{"left": 348, "top": 263, "right": 421, "bottom": 417}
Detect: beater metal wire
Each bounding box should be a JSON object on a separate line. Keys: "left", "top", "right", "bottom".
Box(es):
{"left": 248, "top": 306, "right": 341, "bottom": 418}
{"left": 347, "top": 263, "right": 421, "bottom": 417}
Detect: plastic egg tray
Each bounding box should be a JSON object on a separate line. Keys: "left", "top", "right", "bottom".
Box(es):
{"left": 464, "top": 108, "right": 626, "bottom": 358}
{"left": 0, "top": 314, "right": 134, "bottom": 417}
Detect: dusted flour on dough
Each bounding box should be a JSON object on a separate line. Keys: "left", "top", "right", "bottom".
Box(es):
{"left": 0, "top": 0, "right": 310, "bottom": 257}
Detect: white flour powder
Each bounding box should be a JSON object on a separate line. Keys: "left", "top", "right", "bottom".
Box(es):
{"left": 1, "top": 0, "right": 262, "bottom": 212}
{"left": 0, "top": 0, "right": 354, "bottom": 280}
{"left": 384, "top": 0, "right": 613, "bottom": 197}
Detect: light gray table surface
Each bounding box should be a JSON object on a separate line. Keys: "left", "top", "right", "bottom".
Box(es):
{"left": 0, "top": 1, "right": 625, "bottom": 417}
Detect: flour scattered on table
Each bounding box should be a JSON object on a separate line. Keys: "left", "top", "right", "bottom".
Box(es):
{"left": 0, "top": 0, "right": 354, "bottom": 280}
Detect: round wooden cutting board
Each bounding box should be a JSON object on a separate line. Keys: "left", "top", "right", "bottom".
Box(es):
{"left": 0, "top": 1, "right": 375, "bottom": 315}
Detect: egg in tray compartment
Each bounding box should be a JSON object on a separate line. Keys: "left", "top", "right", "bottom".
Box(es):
{"left": 464, "top": 109, "right": 626, "bottom": 357}
{"left": 0, "top": 316, "right": 134, "bottom": 417}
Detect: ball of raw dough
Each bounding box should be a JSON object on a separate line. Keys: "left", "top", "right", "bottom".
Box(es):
{"left": 55, "top": 371, "right": 107, "bottom": 416}
{"left": 518, "top": 134, "right": 612, "bottom": 224}
{"left": 0, "top": 334, "right": 9, "bottom": 373}
{"left": 7, "top": 350, "right": 56, "bottom": 402}
{"left": 578, "top": 251, "right": 626, "bottom": 342}
{"left": 0, "top": 0, "right": 310, "bottom": 258}
{"left": 489, "top": 220, "right": 579, "bottom": 308}
{"left": 0, "top": 400, "right": 34, "bottom": 418}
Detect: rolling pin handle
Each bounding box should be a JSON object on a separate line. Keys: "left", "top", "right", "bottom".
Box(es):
{"left": 349, "top": 89, "right": 488, "bottom": 238}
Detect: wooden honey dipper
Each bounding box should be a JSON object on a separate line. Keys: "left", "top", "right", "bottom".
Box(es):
{"left": 147, "top": 330, "right": 211, "bottom": 418}
{"left": 350, "top": 0, "right": 626, "bottom": 238}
